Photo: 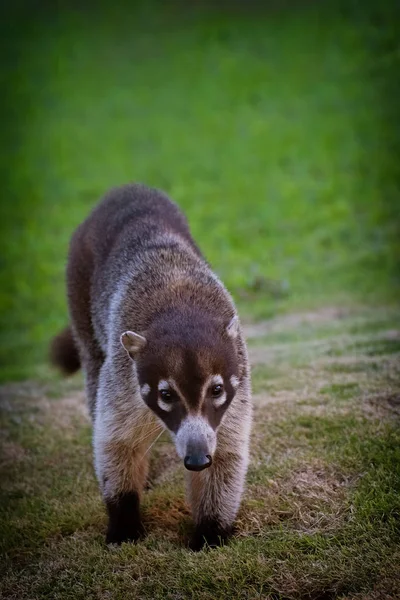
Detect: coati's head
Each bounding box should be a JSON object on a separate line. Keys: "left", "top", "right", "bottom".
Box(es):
{"left": 120, "top": 310, "right": 241, "bottom": 472}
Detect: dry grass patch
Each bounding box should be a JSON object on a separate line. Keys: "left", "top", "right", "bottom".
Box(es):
{"left": 363, "top": 391, "right": 400, "bottom": 420}
{"left": 243, "top": 305, "right": 352, "bottom": 339}
{"left": 143, "top": 492, "right": 191, "bottom": 545}
{"left": 239, "top": 460, "right": 352, "bottom": 537}
{"left": 0, "top": 440, "right": 27, "bottom": 467}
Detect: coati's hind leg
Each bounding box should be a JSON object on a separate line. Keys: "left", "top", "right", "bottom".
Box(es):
{"left": 68, "top": 326, "right": 104, "bottom": 419}
{"left": 67, "top": 233, "right": 105, "bottom": 419}
{"left": 81, "top": 346, "right": 104, "bottom": 419}
{"left": 186, "top": 417, "right": 250, "bottom": 551}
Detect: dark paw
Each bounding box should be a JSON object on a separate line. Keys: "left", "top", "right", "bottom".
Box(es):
{"left": 189, "top": 520, "right": 233, "bottom": 551}
{"left": 105, "top": 491, "right": 144, "bottom": 546}
{"left": 106, "top": 521, "right": 144, "bottom": 546}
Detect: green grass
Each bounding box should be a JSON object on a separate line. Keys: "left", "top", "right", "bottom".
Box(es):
{"left": 0, "top": 0, "right": 399, "bottom": 381}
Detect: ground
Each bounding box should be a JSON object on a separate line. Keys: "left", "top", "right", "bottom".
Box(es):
{"left": 1, "top": 305, "right": 400, "bottom": 599}
{"left": 0, "top": 0, "right": 399, "bottom": 598}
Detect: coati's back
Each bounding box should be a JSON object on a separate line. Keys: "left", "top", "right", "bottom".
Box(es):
{"left": 71, "top": 183, "right": 202, "bottom": 275}
{"left": 67, "top": 185, "right": 200, "bottom": 334}
{"left": 64, "top": 183, "right": 238, "bottom": 363}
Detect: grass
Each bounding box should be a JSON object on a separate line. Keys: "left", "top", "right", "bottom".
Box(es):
{"left": 1, "top": 308, "right": 400, "bottom": 599}
{"left": 0, "top": 0, "right": 400, "bottom": 598}
{"left": 0, "top": 0, "right": 399, "bottom": 381}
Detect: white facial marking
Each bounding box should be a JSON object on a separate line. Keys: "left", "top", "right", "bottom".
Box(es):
{"left": 175, "top": 416, "right": 217, "bottom": 459}
{"left": 211, "top": 374, "right": 223, "bottom": 386}
{"left": 230, "top": 375, "right": 239, "bottom": 390}
{"left": 213, "top": 391, "right": 227, "bottom": 408}
{"left": 157, "top": 398, "right": 173, "bottom": 412}
{"left": 140, "top": 383, "right": 151, "bottom": 397}
{"left": 158, "top": 379, "right": 170, "bottom": 392}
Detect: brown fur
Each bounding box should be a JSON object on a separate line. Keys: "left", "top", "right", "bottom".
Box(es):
{"left": 52, "top": 183, "right": 252, "bottom": 549}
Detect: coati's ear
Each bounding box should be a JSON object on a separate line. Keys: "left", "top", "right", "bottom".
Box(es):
{"left": 120, "top": 331, "right": 147, "bottom": 357}
{"left": 225, "top": 315, "right": 239, "bottom": 339}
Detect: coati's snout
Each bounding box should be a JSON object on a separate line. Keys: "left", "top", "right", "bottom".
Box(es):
{"left": 175, "top": 416, "right": 217, "bottom": 470}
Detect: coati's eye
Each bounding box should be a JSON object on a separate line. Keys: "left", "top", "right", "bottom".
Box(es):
{"left": 211, "top": 384, "right": 224, "bottom": 398}
{"left": 157, "top": 385, "right": 178, "bottom": 412}
{"left": 160, "top": 389, "right": 173, "bottom": 402}
{"left": 157, "top": 380, "right": 178, "bottom": 411}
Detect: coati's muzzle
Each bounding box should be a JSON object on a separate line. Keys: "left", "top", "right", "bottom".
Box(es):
{"left": 174, "top": 417, "right": 217, "bottom": 472}
{"left": 184, "top": 451, "right": 212, "bottom": 472}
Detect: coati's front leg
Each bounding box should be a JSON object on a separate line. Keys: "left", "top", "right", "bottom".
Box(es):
{"left": 187, "top": 423, "right": 250, "bottom": 551}
{"left": 93, "top": 382, "right": 161, "bottom": 545}
{"left": 105, "top": 486, "right": 143, "bottom": 545}
{"left": 94, "top": 430, "right": 150, "bottom": 545}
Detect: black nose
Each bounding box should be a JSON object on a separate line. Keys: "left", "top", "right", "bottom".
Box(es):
{"left": 184, "top": 454, "right": 212, "bottom": 471}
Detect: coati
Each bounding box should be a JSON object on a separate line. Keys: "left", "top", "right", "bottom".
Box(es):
{"left": 51, "top": 183, "right": 252, "bottom": 550}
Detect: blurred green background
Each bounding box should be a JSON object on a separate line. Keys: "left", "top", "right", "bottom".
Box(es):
{"left": 0, "top": 0, "right": 399, "bottom": 382}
